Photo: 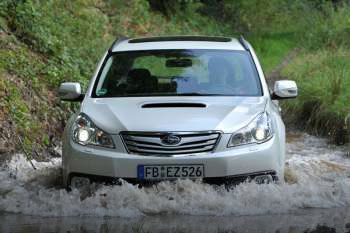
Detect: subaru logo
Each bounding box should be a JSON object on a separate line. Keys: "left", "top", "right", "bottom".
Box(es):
{"left": 160, "top": 134, "right": 181, "bottom": 145}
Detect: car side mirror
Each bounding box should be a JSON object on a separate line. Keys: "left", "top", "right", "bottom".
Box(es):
{"left": 58, "top": 82, "right": 84, "bottom": 102}
{"left": 271, "top": 80, "right": 298, "bottom": 100}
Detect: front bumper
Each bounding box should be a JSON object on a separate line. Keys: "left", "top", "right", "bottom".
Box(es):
{"left": 62, "top": 134, "right": 283, "bottom": 186}
{"left": 68, "top": 170, "right": 278, "bottom": 187}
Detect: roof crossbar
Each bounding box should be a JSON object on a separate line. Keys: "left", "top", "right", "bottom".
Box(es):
{"left": 128, "top": 36, "right": 231, "bottom": 43}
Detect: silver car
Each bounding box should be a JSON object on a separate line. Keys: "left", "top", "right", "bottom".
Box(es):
{"left": 59, "top": 36, "right": 297, "bottom": 188}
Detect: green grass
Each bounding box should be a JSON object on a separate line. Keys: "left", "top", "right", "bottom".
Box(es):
{"left": 279, "top": 5, "right": 350, "bottom": 145}
{"left": 0, "top": 0, "right": 234, "bottom": 157}
{"left": 282, "top": 48, "right": 350, "bottom": 144}
{"left": 0, "top": 0, "right": 350, "bottom": 157}
{"left": 249, "top": 33, "right": 298, "bottom": 73}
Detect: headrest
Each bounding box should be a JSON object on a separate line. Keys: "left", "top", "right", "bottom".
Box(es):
{"left": 128, "top": 68, "right": 151, "bottom": 79}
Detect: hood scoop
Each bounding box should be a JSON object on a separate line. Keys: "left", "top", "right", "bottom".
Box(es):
{"left": 142, "top": 102, "right": 206, "bottom": 108}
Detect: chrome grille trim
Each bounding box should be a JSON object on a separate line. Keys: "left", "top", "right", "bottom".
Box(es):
{"left": 120, "top": 131, "right": 221, "bottom": 156}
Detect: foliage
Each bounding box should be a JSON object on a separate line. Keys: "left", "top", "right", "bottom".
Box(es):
{"left": 1, "top": 0, "right": 350, "bottom": 158}
{"left": 147, "top": 0, "right": 191, "bottom": 16}
{"left": 3, "top": 0, "right": 111, "bottom": 87}
{"left": 282, "top": 47, "right": 350, "bottom": 144}
{"left": 249, "top": 33, "right": 297, "bottom": 73}
{"left": 0, "top": 0, "right": 232, "bottom": 157}
{"left": 274, "top": 2, "right": 350, "bottom": 144}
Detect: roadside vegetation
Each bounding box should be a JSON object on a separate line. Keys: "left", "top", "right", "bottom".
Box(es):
{"left": 0, "top": 0, "right": 349, "bottom": 161}
{"left": 280, "top": 4, "right": 350, "bottom": 145}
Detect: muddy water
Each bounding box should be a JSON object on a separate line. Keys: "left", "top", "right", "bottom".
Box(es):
{"left": 0, "top": 132, "right": 349, "bottom": 233}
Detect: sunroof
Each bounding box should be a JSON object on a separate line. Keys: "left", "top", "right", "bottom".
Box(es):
{"left": 128, "top": 36, "right": 231, "bottom": 43}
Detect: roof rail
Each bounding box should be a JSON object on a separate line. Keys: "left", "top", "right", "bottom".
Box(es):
{"left": 108, "top": 37, "right": 128, "bottom": 53}
{"left": 238, "top": 35, "right": 250, "bottom": 51}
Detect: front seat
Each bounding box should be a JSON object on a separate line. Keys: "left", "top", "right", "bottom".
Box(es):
{"left": 127, "top": 68, "right": 155, "bottom": 94}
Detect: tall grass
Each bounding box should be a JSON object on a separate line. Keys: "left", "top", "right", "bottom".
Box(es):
{"left": 282, "top": 48, "right": 350, "bottom": 144}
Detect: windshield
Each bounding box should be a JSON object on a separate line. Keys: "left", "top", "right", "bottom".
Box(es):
{"left": 93, "top": 49, "right": 262, "bottom": 97}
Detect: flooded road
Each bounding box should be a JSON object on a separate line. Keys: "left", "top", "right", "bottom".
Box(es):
{"left": 0, "top": 132, "right": 349, "bottom": 232}
{"left": 1, "top": 208, "right": 350, "bottom": 233}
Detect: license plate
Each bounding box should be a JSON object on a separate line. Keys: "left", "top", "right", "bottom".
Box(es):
{"left": 137, "top": 164, "right": 204, "bottom": 180}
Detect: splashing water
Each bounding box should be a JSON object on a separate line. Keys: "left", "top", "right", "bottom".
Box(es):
{"left": 0, "top": 133, "right": 349, "bottom": 218}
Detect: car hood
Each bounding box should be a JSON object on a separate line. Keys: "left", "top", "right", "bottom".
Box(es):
{"left": 81, "top": 96, "right": 267, "bottom": 134}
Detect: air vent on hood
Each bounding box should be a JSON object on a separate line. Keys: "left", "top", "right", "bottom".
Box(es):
{"left": 142, "top": 103, "right": 206, "bottom": 108}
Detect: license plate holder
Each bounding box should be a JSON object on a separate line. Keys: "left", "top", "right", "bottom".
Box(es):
{"left": 137, "top": 164, "right": 204, "bottom": 180}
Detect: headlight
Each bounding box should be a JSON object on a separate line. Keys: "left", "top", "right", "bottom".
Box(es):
{"left": 72, "top": 113, "right": 115, "bottom": 148}
{"left": 228, "top": 112, "right": 273, "bottom": 147}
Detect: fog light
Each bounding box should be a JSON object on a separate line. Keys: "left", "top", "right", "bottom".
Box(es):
{"left": 70, "top": 176, "right": 90, "bottom": 189}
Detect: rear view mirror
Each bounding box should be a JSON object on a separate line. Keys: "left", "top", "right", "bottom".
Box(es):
{"left": 166, "top": 58, "right": 192, "bottom": 68}
{"left": 272, "top": 80, "right": 298, "bottom": 100}
{"left": 58, "top": 82, "right": 84, "bottom": 102}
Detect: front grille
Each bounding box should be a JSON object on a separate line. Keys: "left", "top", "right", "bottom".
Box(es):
{"left": 121, "top": 131, "right": 220, "bottom": 156}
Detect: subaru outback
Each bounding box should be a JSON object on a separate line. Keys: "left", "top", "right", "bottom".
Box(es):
{"left": 59, "top": 36, "right": 298, "bottom": 188}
